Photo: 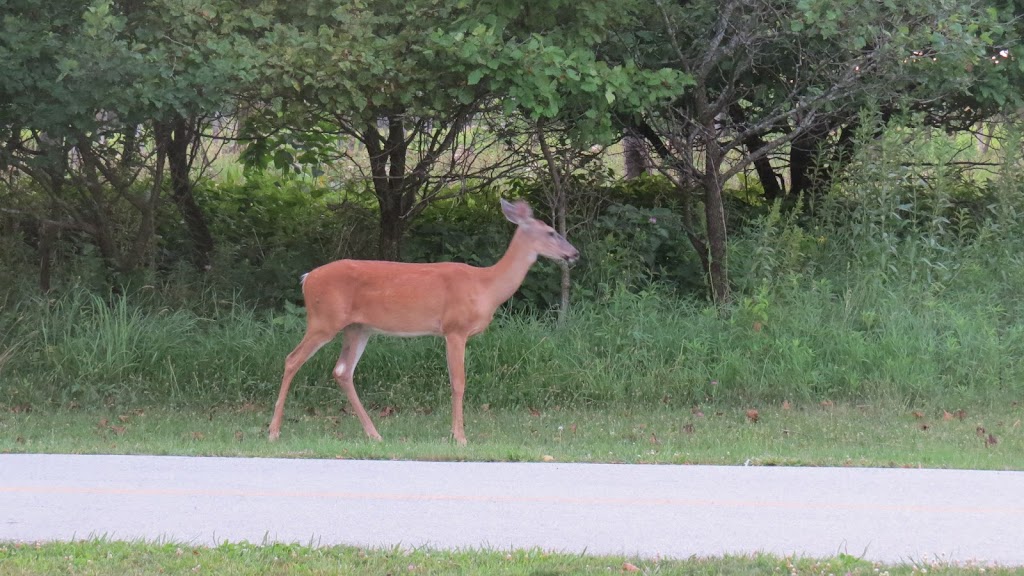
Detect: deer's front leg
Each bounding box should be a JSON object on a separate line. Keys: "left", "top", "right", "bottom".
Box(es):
{"left": 444, "top": 333, "right": 469, "bottom": 445}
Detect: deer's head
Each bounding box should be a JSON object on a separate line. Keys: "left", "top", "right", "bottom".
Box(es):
{"left": 501, "top": 198, "right": 579, "bottom": 265}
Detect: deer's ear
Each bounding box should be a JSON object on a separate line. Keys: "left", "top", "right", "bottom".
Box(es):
{"left": 500, "top": 198, "right": 533, "bottom": 225}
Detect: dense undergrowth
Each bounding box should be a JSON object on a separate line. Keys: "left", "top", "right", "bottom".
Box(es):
{"left": 2, "top": 130, "right": 1024, "bottom": 412}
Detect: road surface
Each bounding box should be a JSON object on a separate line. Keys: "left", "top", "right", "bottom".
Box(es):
{"left": 2, "top": 454, "right": 1023, "bottom": 565}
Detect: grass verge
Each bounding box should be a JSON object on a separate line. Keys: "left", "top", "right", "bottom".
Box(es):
{"left": 0, "top": 540, "right": 1019, "bottom": 575}
{"left": 2, "top": 403, "right": 1021, "bottom": 469}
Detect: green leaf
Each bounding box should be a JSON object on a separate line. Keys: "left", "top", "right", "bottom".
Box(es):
{"left": 467, "top": 69, "right": 484, "bottom": 85}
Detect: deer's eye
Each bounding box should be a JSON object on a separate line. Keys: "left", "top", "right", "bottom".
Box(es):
{"left": 548, "top": 230, "right": 557, "bottom": 237}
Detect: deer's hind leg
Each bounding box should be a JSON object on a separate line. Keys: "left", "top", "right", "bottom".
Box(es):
{"left": 332, "top": 324, "right": 381, "bottom": 440}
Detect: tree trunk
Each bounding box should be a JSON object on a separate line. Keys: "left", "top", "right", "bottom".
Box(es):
{"left": 789, "top": 131, "right": 816, "bottom": 198}
{"left": 745, "top": 134, "right": 784, "bottom": 202}
{"left": 623, "top": 132, "right": 649, "bottom": 180}
{"left": 366, "top": 116, "right": 411, "bottom": 261}
{"left": 38, "top": 221, "right": 56, "bottom": 293}
{"left": 536, "top": 128, "right": 572, "bottom": 323}
{"left": 377, "top": 199, "right": 405, "bottom": 262}
{"left": 703, "top": 176, "right": 729, "bottom": 304}
{"left": 155, "top": 116, "right": 214, "bottom": 270}
{"left": 703, "top": 126, "right": 730, "bottom": 304}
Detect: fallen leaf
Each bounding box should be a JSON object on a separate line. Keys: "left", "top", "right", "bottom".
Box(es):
{"left": 480, "top": 403, "right": 490, "bottom": 412}
{"left": 306, "top": 406, "right": 320, "bottom": 416}
{"left": 118, "top": 415, "right": 131, "bottom": 423}
{"left": 649, "top": 432, "right": 660, "bottom": 445}
{"left": 820, "top": 400, "right": 834, "bottom": 409}
{"left": 682, "top": 423, "right": 695, "bottom": 434}
{"left": 15, "top": 436, "right": 25, "bottom": 444}
{"left": 752, "top": 321, "right": 763, "bottom": 332}
{"left": 569, "top": 423, "right": 577, "bottom": 434}
{"left": 661, "top": 395, "right": 671, "bottom": 404}
{"left": 541, "top": 455, "right": 555, "bottom": 462}
{"left": 986, "top": 433, "right": 998, "bottom": 447}
{"left": 623, "top": 562, "right": 641, "bottom": 572}
{"left": 379, "top": 406, "right": 396, "bottom": 417}
{"left": 942, "top": 410, "right": 953, "bottom": 421}
{"left": 529, "top": 407, "right": 541, "bottom": 417}
{"left": 234, "top": 430, "right": 244, "bottom": 442}
{"left": 110, "top": 425, "right": 126, "bottom": 435}
{"left": 11, "top": 404, "right": 31, "bottom": 414}
{"left": 912, "top": 410, "right": 925, "bottom": 419}
{"left": 782, "top": 400, "right": 791, "bottom": 410}
{"left": 190, "top": 431, "right": 205, "bottom": 441}
{"left": 954, "top": 409, "right": 967, "bottom": 420}
{"left": 98, "top": 418, "right": 109, "bottom": 429}
{"left": 746, "top": 409, "right": 759, "bottom": 423}
{"left": 976, "top": 426, "right": 986, "bottom": 436}
{"left": 1013, "top": 419, "right": 1021, "bottom": 429}
{"left": 691, "top": 406, "right": 704, "bottom": 418}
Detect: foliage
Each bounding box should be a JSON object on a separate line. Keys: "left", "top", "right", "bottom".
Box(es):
{"left": 0, "top": 0, "right": 271, "bottom": 275}
{"left": 618, "top": 0, "right": 1024, "bottom": 301}
{"left": 177, "top": 174, "right": 376, "bottom": 305}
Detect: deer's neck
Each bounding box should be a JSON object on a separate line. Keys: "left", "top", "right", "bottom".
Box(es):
{"left": 484, "top": 228, "right": 537, "bottom": 308}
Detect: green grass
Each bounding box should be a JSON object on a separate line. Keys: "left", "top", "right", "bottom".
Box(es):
{"left": 4, "top": 274, "right": 1024, "bottom": 412}
{"left": 0, "top": 540, "right": 1019, "bottom": 575}
{"left": 3, "top": 403, "right": 1021, "bottom": 469}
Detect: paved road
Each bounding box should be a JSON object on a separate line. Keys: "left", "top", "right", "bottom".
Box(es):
{"left": 2, "top": 454, "right": 1023, "bottom": 565}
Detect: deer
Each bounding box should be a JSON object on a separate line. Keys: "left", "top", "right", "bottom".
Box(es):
{"left": 268, "top": 198, "right": 579, "bottom": 445}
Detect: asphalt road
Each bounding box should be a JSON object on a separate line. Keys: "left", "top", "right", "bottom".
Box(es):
{"left": 2, "top": 454, "right": 1023, "bottom": 565}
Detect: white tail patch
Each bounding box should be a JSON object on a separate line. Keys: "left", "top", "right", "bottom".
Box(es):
{"left": 300, "top": 272, "right": 310, "bottom": 285}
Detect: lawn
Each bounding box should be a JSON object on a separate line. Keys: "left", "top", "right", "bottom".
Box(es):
{"left": 2, "top": 402, "right": 1020, "bottom": 469}
{"left": 1, "top": 540, "right": 1020, "bottom": 576}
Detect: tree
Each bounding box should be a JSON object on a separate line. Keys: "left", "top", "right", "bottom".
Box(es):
{"left": 246, "top": 0, "right": 685, "bottom": 261}
{"left": 242, "top": 0, "right": 491, "bottom": 261}
{"left": 625, "top": 0, "right": 1022, "bottom": 303}
{"left": 442, "top": 0, "right": 686, "bottom": 315}
{"left": 0, "top": 0, "right": 269, "bottom": 284}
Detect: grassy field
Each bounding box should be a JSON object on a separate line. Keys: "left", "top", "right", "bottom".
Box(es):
{"left": 3, "top": 132, "right": 1024, "bottom": 573}
{"left": 1, "top": 540, "right": 1020, "bottom": 575}
{"left": 3, "top": 402, "right": 1021, "bottom": 469}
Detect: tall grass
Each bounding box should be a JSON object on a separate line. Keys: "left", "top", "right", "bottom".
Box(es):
{"left": 3, "top": 262, "right": 1022, "bottom": 411}
{"left": 3, "top": 124, "right": 1023, "bottom": 411}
